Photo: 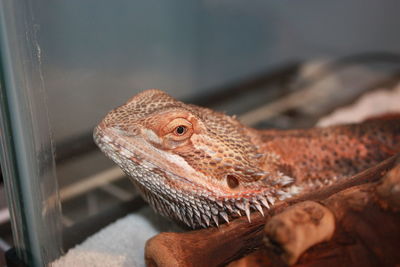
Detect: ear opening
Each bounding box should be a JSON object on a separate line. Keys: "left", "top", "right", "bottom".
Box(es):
{"left": 226, "top": 174, "right": 239, "bottom": 189}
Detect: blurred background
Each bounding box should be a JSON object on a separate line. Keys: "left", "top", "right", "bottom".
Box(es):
{"left": 1, "top": 0, "right": 400, "bottom": 265}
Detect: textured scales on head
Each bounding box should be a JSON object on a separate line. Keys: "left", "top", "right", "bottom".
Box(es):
{"left": 94, "top": 89, "right": 298, "bottom": 228}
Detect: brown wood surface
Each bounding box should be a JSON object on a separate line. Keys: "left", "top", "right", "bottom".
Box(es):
{"left": 229, "top": 157, "right": 400, "bottom": 267}
{"left": 145, "top": 155, "right": 399, "bottom": 267}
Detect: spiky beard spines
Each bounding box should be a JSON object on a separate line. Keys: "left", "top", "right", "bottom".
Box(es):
{"left": 128, "top": 163, "right": 288, "bottom": 229}
{"left": 135, "top": 182, "right": 278, "bottom": 228}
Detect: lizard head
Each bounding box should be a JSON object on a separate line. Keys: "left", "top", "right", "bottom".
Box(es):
{"left": 94, "top": 89, "right": 295, "bottom": 228}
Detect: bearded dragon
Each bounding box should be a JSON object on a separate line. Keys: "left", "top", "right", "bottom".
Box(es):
{"left": 94, "top": 89, "right": 400, "bottom": 228}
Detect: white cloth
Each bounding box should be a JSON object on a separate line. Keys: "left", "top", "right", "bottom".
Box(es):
{"left": 52, "top": 207, "right": 183, "bottom": 267}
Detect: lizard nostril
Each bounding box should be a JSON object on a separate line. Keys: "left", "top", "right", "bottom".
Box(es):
{"left": 227, "top": 175, "right": 239, "bottom": 189}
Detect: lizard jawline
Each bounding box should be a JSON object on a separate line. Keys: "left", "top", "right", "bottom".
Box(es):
{"left": 94, "top": 128, "right": 300, "bottom": 228}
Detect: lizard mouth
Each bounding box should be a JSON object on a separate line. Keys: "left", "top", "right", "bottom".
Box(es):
{"left": 93, "top": 125, "right": 299, "bottom": 228}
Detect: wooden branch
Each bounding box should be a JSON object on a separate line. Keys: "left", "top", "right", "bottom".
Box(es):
{"left": 229, "top": 157, "right": 400, "bottom": 266}
{"left": 263, "top": 201, "right": 335, "bottom": 265}
{"left": 145, "top": 154, "right": 399, "bottom": 267}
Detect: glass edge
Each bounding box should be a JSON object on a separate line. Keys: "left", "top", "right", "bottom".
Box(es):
{"left": 0, "top": 0, "right": 63, "bottom": 266}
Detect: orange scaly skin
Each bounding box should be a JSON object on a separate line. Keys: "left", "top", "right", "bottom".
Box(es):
{"left": 94, "top": 89, "right": 400, "bottom": 228}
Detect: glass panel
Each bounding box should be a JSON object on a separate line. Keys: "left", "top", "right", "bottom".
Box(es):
{"left": 0, "top": 0, "right": 62, "bottom": 266}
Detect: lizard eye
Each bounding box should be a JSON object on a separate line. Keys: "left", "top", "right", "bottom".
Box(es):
{"left": 162, "top": 118, "right": 193, "bottom": 142}
{"left": 174, "top": 125, "right": 187, "bottom": 136}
